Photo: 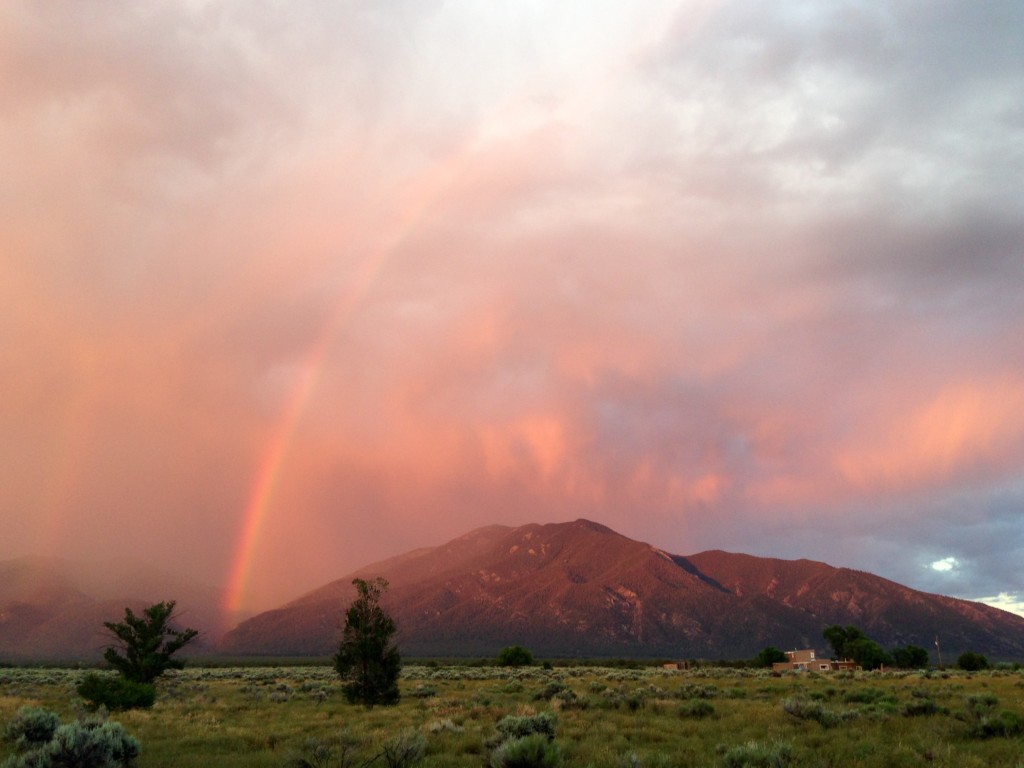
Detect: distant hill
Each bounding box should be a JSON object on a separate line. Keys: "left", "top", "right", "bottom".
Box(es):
{"left": 221, "top": 519, "right": 1024, "bottom": 660}
{"left": 0, "top": 556, "right": 222, "bottom": 661}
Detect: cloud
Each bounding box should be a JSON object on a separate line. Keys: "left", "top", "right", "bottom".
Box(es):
{"left": 1, "top": 1, "right": 1022, "bottom": 617}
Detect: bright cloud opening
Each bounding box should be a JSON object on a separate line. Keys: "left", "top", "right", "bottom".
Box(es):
{"left": 930, "top": 557, "right": 960, "bottom": 573}
{"left": 976, "top": 593, "right": 1024, "bottom": 619}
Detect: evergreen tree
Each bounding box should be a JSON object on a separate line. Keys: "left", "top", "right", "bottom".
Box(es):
{"left": 753, "top": 646, "right": 788, "bottom": 668}
{"left": 957, "top": 650, "right": 989, "bottom": 671}
{"left": 103, "top": 601, "right": 198, "bottom": 684}
{"left": 497, "top": 645, "right": 534, "bottom": 667}
{"left": 334, "top": 577, "right": 401, "bottom": 706}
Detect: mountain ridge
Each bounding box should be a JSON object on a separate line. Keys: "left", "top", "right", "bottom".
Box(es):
{"left": 0, "top": 556, "right": 224, "bottom": 661}
{"left": 222, "top": 519, "right": 1024, "bottom": 660}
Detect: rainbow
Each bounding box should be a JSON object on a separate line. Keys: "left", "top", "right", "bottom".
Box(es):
{"left": 221, "top": 253, "right": 384, "bottom": 620}
{"left": 221, "top": 154, "right": 470, "bottom": 621}
{"left": 217, "top": 4, "right": 700, "bottom": 620}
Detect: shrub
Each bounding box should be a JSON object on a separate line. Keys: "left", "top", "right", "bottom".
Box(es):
{"left": 487, "top": 711, "right": 560, "bottom": 767}
{"left": 77, "top": 674, "right": 156, "bottom": 711}
{"left": 970, "top": 710, "right": 1023, "bottom": 739}
{"left": 498, "top": 646, "right": 534, "bottom": 667}
{"left": 488, "top": 733, "right": 562, "bottom": 768}
{"left": 533, "top": 681, "right": 568, "bottom": 702}
{"left": 902, "top": 699, "right": 941, "bottom": 717}
{"left": 3, "top": 719, "right": 140, "bottom": 768}
{"left": 284, "top": 738, "right": 337, "bottom": 768}
{"left": 753, "top": 647, "right": 787, "bottom": 668}
{"left": 3, "top": 708, "right": 59, "bottom": 751}
{"left": 957, "top": 652, "right": 989, "bottom": 671}
{"left": 963, "top": 692, "right": 998, "bottom": 718}
{"left": 379, "top": 729, "right": 426, "bottom": 768}
{"left": 285, "top": 733, "right": 361, "bottom": 768}
{"left": 677, "top": 699, "right": 715, "bottom": 718}
{"left": 781, "top": 698, "right": 847, "bottom": 728}
{"left": 960, "top": 693, "right": 1023, "bottom": 738}
{"left": 491, "top": 712, "right": 556, "bottom": 745}
{"left": 427, "top": 719, "right": 464, "bottom": 735}
{"left": 721, "top": 740, "right": 793, "bottom": 768}
{"left": 677, "top": 683, "right": 717, "bottom": 699}
{"left": 841, "top": 687, "right": 889, "bottom": 704}
{"left": 551, "top": 688, "right": 584, "bottom": 709}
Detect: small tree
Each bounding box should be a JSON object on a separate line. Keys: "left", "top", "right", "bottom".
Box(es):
{"left": 498, "top": 645, "right": 534, "bottom": 667}
{"left": 334, "top": 577, "right": 401, "bottom": 706}
{"left": 845, "top": 637, "right": 892, "bottom": 670}
{"left": 822, "top": 625, "right": 866, "bottom": 660}
{"left": 957, "top": 651, "right": 990, "bottom": 671}
{"left": 753, "top": 646, "right": 788, "bottom": 668}
{"left": 891, "top": 645, "right": 929, "bottom": 669}
{"left": 103, "top": 601, "right": 198, "bottom": 684}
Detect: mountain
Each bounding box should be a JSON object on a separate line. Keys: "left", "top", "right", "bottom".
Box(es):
{"left": 0, "top": 556, "right": 223, "bottom": 661}
{"left": 221, "top": 519, "right": 1024, "bottom": 660}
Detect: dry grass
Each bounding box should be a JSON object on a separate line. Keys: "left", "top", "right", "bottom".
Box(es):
{"left": 2, "top": 665, "right": 1023, "bottom": 767}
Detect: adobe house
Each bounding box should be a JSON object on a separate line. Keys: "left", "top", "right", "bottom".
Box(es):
{"left": 662, "top": 661, "right": 692, "bottom": 671}
{"left": 772, "top": 649, "right": 857, "bottom": 672}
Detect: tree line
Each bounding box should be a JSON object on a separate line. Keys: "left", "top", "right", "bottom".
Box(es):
{"left": 71, "top": 588, "right": 999, "bottom": 713}
{"left": 755, "top": 624, "right": 991, "bottom": 671}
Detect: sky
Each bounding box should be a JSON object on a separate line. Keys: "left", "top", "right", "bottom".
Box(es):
{"left": 2, "top": 1, "right": 1023, "bottom": 625}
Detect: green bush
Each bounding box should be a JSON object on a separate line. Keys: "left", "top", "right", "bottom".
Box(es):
{"left": 677, "top": 683, "right": 717, "bottom": 699}
{"left": 533, "top": 681, "right": 568, "bottom": 701}
{"left": 721, "top": 740, "right": 793, "bottom": 768}
{"left": 488, "top": 733, "right": 562, "bottom": 768}
{"left": 498, "top": 646, "right": 534, "bottom": 667}
{"left": 970, "top": 710, "right": 1023, "bottom": 739}
{"left": 963, "top": 692, "right": 998, "bottom": 718}
{"left": 285, "top": 733, "right": 362, "bottom": 768}
{"left": 753, "top": 647, "right": 787, "bottom": 668}
{"left": 488, "top": 711, "right": 559, "bottom": 766}
{"left": 902, "top": 699, "right": 941, "bottom": 717}
{"left": 677, "top": 699, "right": 715, "bottom": 718}
{"left": 841, "top": 687, "right": 889, "bottom": 704}
{"left": 491, "top": 712, "right": 556, "bottom": 746}
{"left": 957, "top": 651, "right": 989, "bottom": 671}
{"left": 77, "top": 673, "right": 156, "bottom": 711}
{"left": 781, "top": 698, "right": 849, "bottom": 728}
{"left": 3, "top": 708, "right": 59, "bottom": 751}
{"left": 379, "top": 729, "right": 426, "bottom": 768}
{"left": 2, "top": 719, "right": 140, "bottom": 768}
{"left": 960, "top": 692, "right": 1023, "bottom": 738}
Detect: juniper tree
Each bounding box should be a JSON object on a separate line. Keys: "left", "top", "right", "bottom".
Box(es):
{"left": 103, "top": 600, "right": 198, "bottom": 684}
{"left": 497, "top": 645, "right": 534, "bottom": 667}
{"left": 334, "top": 577, "right": 401, "bottom": 706}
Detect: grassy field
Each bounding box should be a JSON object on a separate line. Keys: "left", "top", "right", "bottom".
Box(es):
{"left": 2, "top": 664, "right": 1023, "bottom": 767}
